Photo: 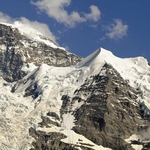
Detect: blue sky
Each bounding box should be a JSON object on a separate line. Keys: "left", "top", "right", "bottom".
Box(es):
{"left": 0, "top": 0, "right": 150, "bottom": 61}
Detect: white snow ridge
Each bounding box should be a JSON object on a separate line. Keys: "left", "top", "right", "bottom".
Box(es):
{"left": 0, "top": 47, "right": 150, "bottom": 150}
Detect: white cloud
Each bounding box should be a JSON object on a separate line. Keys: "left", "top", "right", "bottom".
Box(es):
{"left": 0, "top": 12, "right": 57, "bottom": 44}
{"left": 85, "top": 5, "right": 101, "bottom": 22}
{"left": 105, "top": 19, "right": 128, "bottom": 40}
{"left": 0, "top": 12, "right": 14, "bottom": 23}
{"left": 19, "top": 17, "right": 57, "bottom": 43}
{"left": 31, "top": 0, "right": 101, "bottom": 27}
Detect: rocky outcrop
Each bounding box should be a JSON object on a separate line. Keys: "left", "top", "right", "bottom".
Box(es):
{"left": 29, "top": 127, "right": 79, "bottom": 150}
{"left": 38, "top": 116, "right": 61, "bottom": 127}
{"left": 0, "top": 24, "right": 81, "bottom": 82}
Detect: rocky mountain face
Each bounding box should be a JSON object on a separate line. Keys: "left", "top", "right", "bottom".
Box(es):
{"left": 0, "top": 23, "right": 81, "bottom": 82}
{"left": 0, "top": 23, "right": 150, "bottom": 150}
{"left": 28, "top": 63, "right": 150, "bottom": 150}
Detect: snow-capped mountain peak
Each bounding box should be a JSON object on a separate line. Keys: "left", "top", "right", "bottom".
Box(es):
{"left": 77, "top": 47, "right": 116, "bottom": 68}
{"left": 77, "top": 47, "right": 150, "bottom": 113}
{"left": 0, "top": 22, "right": 150, "bottom": 150}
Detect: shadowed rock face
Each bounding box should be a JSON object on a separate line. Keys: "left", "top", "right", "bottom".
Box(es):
{"left": 61, "top": 64, "right": 149, "bottom": 150}
{"left": 0, "top": 24, "right": 81, "bottom": 82}
{"left": 0, "top": 25, "right": 26, "bottom": 82}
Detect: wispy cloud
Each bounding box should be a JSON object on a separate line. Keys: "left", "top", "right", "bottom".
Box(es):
{"left": 31, "top": 0, "right": 101, "bottom": 28}
{"left": 85, "top": 5, "right": 101, "bottom": 22}
{"left": 105, "top": 19, "right": 128, "bottom": 40}
{"left": 0, "top": 12, "right": 57, "bottom": 44}
{"left": 0, "top": 12, "right": 14, "bottom": 23}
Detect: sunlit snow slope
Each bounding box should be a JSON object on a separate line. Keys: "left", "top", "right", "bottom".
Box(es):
{"left": 0, "top": 48, "right": 150, "bottom": 150}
